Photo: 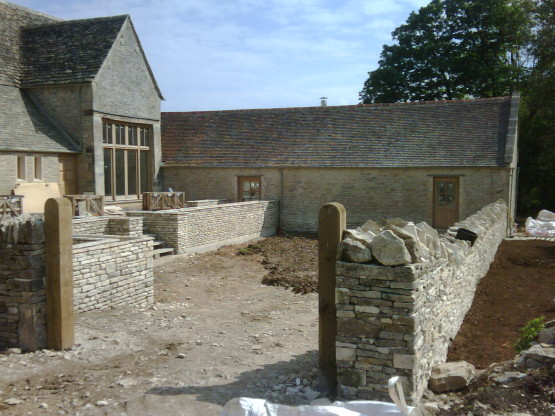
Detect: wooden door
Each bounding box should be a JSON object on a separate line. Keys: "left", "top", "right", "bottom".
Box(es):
{"left": 58, "top": 155, "right": 77, "bottom": 196}
{"left": 433, "top": 177, "right": 459, "bottom": 228}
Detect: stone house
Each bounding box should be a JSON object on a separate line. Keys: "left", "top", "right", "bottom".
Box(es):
{"left": 0, "top": 1, "right": 163, "bottom": 211}
{"left": 161, "top": 95, "right": 519, "bottom": 231}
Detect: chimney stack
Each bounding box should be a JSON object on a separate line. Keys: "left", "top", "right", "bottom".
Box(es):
{"left": 320, "top": 97, "right": 328, "bottom": 107}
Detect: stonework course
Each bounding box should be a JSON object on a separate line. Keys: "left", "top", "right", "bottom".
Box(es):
{"left": 1, "top": 214, "right": 154, "bottom": 350}
{"left": 126, "top": 200, "right": 279, "bottom": 254}
{"left": 0, "top": 214, "right": 47, "bottom": 350}
{"left": 162, "top": 166, "right": 512, "bottom": 232}
{"left": 335, "top": 201, "right": 508, "bottom": 404}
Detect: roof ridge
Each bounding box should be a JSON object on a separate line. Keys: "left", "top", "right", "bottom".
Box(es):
{"left": 162, "top": 96, "right": 512, "bottom": 115}
{"left": 0, "top": 1, "right": 62, "bottom": 22}
{"left": 24, "top": 14, "right": 128, "bottom": 30}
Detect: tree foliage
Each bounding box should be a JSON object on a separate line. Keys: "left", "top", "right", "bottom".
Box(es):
{"left": 360, "top": 0, "right": 534, "bottom": 103}
{"left": 517, "top": 0, "right": 555, "bottom": 216}
{"left": 360, "top": 0, "right": 554, "bottom": 216}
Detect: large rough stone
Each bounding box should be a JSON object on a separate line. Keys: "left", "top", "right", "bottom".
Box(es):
{"left": 337, "top": 238, "right": 372, "bottom": 263}
{"left": 537, "top": 326, "right": 555, "bottom": 345}
{"left": 372, "top": 230, "right": 412, "bottom": 266}
{"left": 428, "top": 361, "right": 476, "bottom": 393}
{"left": 343, "top": 229, "right": 375, "bottom": 248}
{"left": 386, "top": 225, "right": 429, "bottom": 263}
{"left": 384, "top": 218, "right": 408, "bottom": 228}
{"left": 415, "top": 222, "right": 441, "bottom": 255}
{"left": 522, "top": 344, "right": 555, "bottom": 369}
{"left": 360, "top": 219, "right": 382, "bottom": 234}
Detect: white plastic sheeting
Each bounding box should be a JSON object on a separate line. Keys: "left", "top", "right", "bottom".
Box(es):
{"left": 525, "top": 210, "right": 555, "bottom": 237}
{"left": 220, "top": 377, "right": 421, "bottom": 416}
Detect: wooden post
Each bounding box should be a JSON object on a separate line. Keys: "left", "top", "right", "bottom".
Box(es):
{"left": 45, "top": 198, "right": 74, "bottom": 350}
{"left": 318, "top": 202, "right": 346, "bottom": 400}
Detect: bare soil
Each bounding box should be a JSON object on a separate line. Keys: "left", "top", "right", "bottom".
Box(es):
{"left": 448, "top": 239, "right": 555, "bottom": 368}
{"left": 0, "top": 235, "right": 553, "bottom": 416}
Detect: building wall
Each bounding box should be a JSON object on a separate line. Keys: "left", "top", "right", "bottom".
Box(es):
{"left": 0, "top": 152, "right": 59, "bottom": 195}
{"left": 162, "top": 166, "right": 511, "bottom": 231}
{"left": 162, "top": 167, "right": 282, "bottom": 201}
{"left": 93, "top": 19, "right": 160, "bottom": 120}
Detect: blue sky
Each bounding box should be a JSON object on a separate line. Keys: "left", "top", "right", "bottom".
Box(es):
{"left": 14, "top": 0, "right": 430, "bottom": 111}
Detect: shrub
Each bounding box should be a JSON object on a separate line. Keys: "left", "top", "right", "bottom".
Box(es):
{"left": 514, "top": 316, "right": 545, "bottom": 353}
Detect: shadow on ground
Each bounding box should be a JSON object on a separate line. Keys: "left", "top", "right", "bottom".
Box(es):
{"left": 145, "top": 350, "right": 319, "bottom": 406}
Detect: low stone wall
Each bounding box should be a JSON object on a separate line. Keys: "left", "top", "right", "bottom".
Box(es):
{"left": 186, "top": 199, "right": 229, "bottom": 207}
{"left": 73, "top": 236, "right": 154, "bottom": 312}
{"left": 127, "top": 200, "right": 279, "bottom": 254}
{"left": 72, "top": 216, "right": 143, "bottom": 237}
{"left": 335, "top": 202, "right": 507, "bottom": 404}
{"left": 1, "top": 215, "right": 154, "bottom": 350}
{"left": 0, "top": 215, "right": 46, "bottom": 350}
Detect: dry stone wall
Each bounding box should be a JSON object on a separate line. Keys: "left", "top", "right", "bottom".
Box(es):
{"left": 127, "top": 200, "right": 278, "bottom": 254}
{"left": 1, "top": 215, "right": 154, "bottom": 350}
{"left": 72, "top": 216, "right": 143, "bottom": 237}
{"left": 335, "top": 201, "right": 507, "bottom": 404}
{"left": 73, "top": 236, "right": 154, "bottom": 312}
{"left": 0, "top": 215, "right": 46, "bottom": 350}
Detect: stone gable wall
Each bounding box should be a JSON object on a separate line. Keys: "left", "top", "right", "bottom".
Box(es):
{"left": 335, "top": 202, "right": 507, "bottom": 404}
{"left": 127, "top": 200, "right": 279, "bottom": 254}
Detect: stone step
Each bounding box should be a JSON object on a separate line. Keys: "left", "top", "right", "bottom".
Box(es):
{"left": 152, "top": 247, "right": 174, "bottom": 258}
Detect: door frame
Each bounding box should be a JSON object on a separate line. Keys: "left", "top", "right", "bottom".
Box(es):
{"left": 58, "top": 154, "right": 77, "bottom": 196}
{"left": 432, "top": 176, "right": 460, "bottom": 229}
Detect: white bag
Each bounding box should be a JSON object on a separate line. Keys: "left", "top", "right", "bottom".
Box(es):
{"left": 220, "top": 376, "right": 421, "bottom": 416}
{"left": 525, "top": 216, "right": 555, "bottom": 237}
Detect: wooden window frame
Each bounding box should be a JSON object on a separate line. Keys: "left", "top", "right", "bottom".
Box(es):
{"left": 238, "top": 176, "right": 262, "bottom": 202}
{"left": 102, "top": 120, "right": 151, "bottom": 201}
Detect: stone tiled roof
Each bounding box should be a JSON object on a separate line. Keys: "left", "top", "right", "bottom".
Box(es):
{"left": 0, "top": 85, "right": 78, "bottom": 153}
{"left": 161, "top": 97, "right": 514, "bottom": 168}
{"left": 19, "top": 15, "right": 127, "bottom": 87}
{"left": 0, "top": 1, "right": 59, "bottom": 87}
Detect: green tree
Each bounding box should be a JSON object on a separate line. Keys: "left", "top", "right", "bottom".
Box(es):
{"left": 517, "top": 0, "right": 555, "bottom": 216}
{"left": 360, "top": 0, "right": 534, "bottom": 103}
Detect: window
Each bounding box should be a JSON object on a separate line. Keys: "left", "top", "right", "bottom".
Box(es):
{"left": 17, "top": 156, "right": 26, "bottom": 180}
{"left": 34, "top": 157, "right": 43, "bottom": 180}
{"left": 103, "top": 121, "right": 151, "bottom": 200}
{"left": 238, "top": 176, "right": 261, "bottom": 201}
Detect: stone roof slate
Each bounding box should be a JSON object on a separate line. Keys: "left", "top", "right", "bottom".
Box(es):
{"left": 0, "top": 85, "right": 78, "bottom": 153}
{"left": 161, "top": 97, "right": 513, "bottom": 168}
{"left": 0, "top": 1, "right": 59, "bottom": 87}
{"left": 19, "top": 15, "right": 127, "bottom": 87}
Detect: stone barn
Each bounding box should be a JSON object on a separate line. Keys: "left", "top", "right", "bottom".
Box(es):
{"left": 161, "top": 95, "right": 519, "bottom": 231}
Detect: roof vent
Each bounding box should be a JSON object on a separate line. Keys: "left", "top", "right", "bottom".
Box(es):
{"left": 320, "top": 97, "right": 327, "bottom": 107}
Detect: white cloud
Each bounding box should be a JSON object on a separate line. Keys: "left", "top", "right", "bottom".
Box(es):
{"left": 14, "top": 0, "right": 426, "bottom": 110}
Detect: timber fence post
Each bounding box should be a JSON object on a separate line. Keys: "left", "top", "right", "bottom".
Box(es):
{"left": 45, "top": 197, "right": 74, "bottom": 350}
{"left": 318, "top": 202, "right": 346, "bottom": 400}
